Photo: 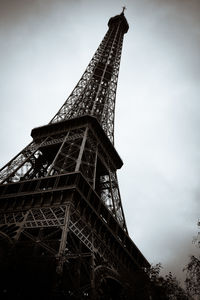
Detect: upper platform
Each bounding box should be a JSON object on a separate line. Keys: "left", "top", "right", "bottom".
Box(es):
{"left": 31, "top": 115, "right": 123, "bottom": 170}
{"left": 108, "top": 12, "right": 129, "bottom": 34}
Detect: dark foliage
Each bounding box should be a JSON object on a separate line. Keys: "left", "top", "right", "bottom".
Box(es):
{"left": 184, "top": 255, "right": 200, "bottom": 297}
{"left": 146, "top": 264, "right": 189, "bottom": 300}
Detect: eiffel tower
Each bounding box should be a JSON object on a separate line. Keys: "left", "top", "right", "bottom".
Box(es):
{"left": 0, "top": 10, "right": 150, "bottom": 299}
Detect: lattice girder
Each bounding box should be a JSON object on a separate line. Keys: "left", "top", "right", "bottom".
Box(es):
{"left": 0, "top": 116, "right": 127, "bottom": 230}
{"left": 50, "top": 12, "right": 128, "bottom": 144}
{"left": 0, "top": 169, "right": 149, "bottom": 298}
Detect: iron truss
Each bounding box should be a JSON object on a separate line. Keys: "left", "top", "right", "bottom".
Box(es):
{"left": 50, "top": 12, "right": 128, "bottom": 144}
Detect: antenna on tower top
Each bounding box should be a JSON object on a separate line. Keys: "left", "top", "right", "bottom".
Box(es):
{"left": 122, "top": 6, "right": 126, "bottom": 14}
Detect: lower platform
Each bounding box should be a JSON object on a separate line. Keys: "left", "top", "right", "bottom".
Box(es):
{"left": 0, "top": 172, "right": 150, "bottom": 299}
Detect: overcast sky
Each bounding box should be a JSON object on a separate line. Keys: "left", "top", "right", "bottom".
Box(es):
{"left": 0, "top": 0, "right": 199, "bottom": 282}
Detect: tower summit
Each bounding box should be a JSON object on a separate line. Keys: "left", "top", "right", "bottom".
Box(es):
{"left": 0, "top": 11, "right": 150, "bottom": 299}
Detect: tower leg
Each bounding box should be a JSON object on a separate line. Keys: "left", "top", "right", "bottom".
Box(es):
{"left": 56, "top": 203, "right": 71, "bottom": 275}
{"left": 90, "top": 233, "right": 96, "bottom": 299}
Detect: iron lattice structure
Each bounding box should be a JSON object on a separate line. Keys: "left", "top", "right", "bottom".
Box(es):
{"left": 50, "top": 13, "right": 127, "bottom": 144}
{"left": 0, "top": 12, "right": 150, "bottom": 299}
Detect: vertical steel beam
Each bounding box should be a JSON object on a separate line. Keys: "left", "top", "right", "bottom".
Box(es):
{"left": 47, "top": 131, "right": 70, "bottom": 176}
{"left": 90, "top": 233, "right": 96, "bottom": 299}
{"left": 56, "top": 203, "right": 71, "bottom": 274}
{"left": 92, "top": 146, "right": 98, "bottom": 189}
{"left": 75, "top": 127, "right": 88, "bottom": 172}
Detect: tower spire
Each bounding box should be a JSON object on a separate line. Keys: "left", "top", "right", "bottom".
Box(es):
{"left": 50, "top": 12, "right": 129, "bottom": 144}
{"left": 122, "top": 6, "right": 126, "bottom": 14}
